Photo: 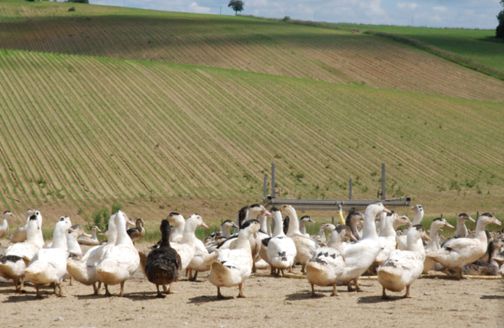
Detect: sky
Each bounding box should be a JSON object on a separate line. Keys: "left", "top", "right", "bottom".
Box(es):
{"left": 90, "top": 0, "right": 503, "bottom": 29}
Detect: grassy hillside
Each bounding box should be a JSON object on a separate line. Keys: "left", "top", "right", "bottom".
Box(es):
{"left": 0, "top": 1, "right": 503, "bottom": 223}
{"left": 0, "top": 2, "right": 503, "bottom": 101}
{"left": 0, "top": 49, "right": 503, "bottom": 215}
{"left": 334, "top": 23, "right": 504, "bottom": 80}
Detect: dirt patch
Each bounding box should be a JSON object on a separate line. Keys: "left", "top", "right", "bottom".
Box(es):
{"left": 0, "top": 265, "right": 502, "bottom": 328}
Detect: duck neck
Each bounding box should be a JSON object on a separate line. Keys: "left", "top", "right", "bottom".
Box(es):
{"left": 181, "top": 220, "right": 197, "bottom": 244}
{"left": 286, "top": 210, "right": 300, "bottom": 235}
{"left": 362, "top": 209, "right": 379, "bottom": 240}
{"left": 52, "top": 224, "right": 68, "bottom": 251}
{"left": 0, "top": 216, "right": 7, "bottom": 229}
{"left": 456, "top": 219, "right": 468, "bottom": 237}
{"left": 160, "top": 229, "right": 170, "bottom": 248}
{"left": 407, "top": 235, "right": 424, "bottom": 254}
{"left": 474, "top": 220, "right": 488, "bottom": 243}
{"left": 258, "top": 215, "right": 268, "bottom": 234}
{"left": 234, "top": 230, "right": 252, "bottom": 250}
{"left": 412, "top": 211, "right": 424, "bottom": 225}
{"left": 92, "top": 228, "right": 98, "bottom": 240}
{"left": 299, "top": 220, "right": 307, "bottom": 235}
{"left": 172, "top": 221, "right": 185, "bottom": 239}
{"left": 428, "top": 226, "right": 442, "bottom": 250}
{"left": 272, "top": 213, "right": 284, "bottom": 237}
{"left": 221, "top": 225, "right": 231, "bottom": 238}
{"left": 115, "top": 215, "right": 133, "bottom": 246}
{"left": 379, "top": 215, "right": 396, "bottom": 237}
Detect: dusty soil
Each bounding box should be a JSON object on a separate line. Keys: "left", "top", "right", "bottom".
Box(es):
{"left": 0, "top": 266, "right": 502, "bottom": 328}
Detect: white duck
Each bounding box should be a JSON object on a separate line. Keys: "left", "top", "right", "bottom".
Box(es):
{"left": 170, "top": 214, "right": 208, "bottom": 272}
{"left": 0, "top": 210, "right": 44, "bottom": 292}
{"left": 67, "top": 214, "right": 118, "bottom": 295}
{"left": 375, "top": 213, "right": 411, "bottom": 265}
{"left": 263, "top": 208, "right": 297, "bottom": 276}
{"left": 221, "top": 204, "right": 271, "bottom": 273}
{"left": 208, "top": 220, "right": 260, "bottom": 299}
{"left": 397, "top": 205, "right": 424, "bottom": 250}
{"left": 96, "top": 211, "right": 140, "bottom": 296}
{"left": 25, "top": 216, "right": 72, "bottom": 297}
{"left": 306, "top": 225, "right": 350, "bottom": 296}
{"left": 427, "top": 213, "right": 501, "bottom": 279}
{"left": 187, "top": 217, "right": 214, "bottom": 281}
{"left": 67, "top": 225, "right": 84, "bottom": 259}
{"left": 423, "top": 218, "right": 454, "bottom": 273}
{"left": 0, "top": 210, "right": 13, "bottom": 240}
{"left": 377, "top": 225, "right": 425, "bottom": 299}
{"left": 282, "top": 205, "right": 317, "bottom": 274}
{"left": 454, "top": 213, "right": 475, "bottom": 238}
{"left": 314, "top": 223, "right": 336, "bottom": 246}
{"left": 333, "top": 203, "right": 389, "bottom": 291}
{"left": 168, "top": 212, "right": 185, "bottom": 243}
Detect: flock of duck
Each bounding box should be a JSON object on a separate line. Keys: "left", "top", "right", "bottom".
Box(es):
{"left": 0, "top": 203, "right": 502, "bottom": 300}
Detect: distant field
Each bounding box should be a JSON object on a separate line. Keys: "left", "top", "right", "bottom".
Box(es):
{"left": 0, "top": 2, "right": 503, "bottom": 101}
{"left": 0, "top": 49, "right": 503, "bottom": 218}
{"left": 335, "top": 23, "right": 504, "bottom": 80}
{"left": 0, "top": 1, "right": 503, "bottom": 223}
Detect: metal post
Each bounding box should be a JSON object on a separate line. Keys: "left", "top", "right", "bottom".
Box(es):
{"left": 271, "top": 162, "right": 276, "bottom": 198}
{"left": 263, "top": 174, "right": 268, "bottom": 198}
{"left": 381, "top": 163, "right": 386, "bottom": 200}
{"left": 348, "top": 177, "right": 353, "bottom": 200}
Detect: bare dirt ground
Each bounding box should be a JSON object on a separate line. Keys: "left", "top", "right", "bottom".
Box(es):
{"left": 0, "top": 262, "right": 502, "bottom": 328}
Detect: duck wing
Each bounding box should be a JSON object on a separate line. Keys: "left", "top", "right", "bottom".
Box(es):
{"left": 442, "top": 237, "right": 480, "bottom": 253}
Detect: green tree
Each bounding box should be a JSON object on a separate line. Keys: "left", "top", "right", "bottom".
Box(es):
{"left": 228, "top": 0, "right": 244, "bottom": 16}
{"left": 497, "top": 0, "right": 504, "bottom": 39}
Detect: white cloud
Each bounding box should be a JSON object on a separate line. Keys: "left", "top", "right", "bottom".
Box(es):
{"left": 189, "top": 2, "right": 211, "bottom": 14}
{"left": 397, "top": 2, "right": 418, "bottom": 10}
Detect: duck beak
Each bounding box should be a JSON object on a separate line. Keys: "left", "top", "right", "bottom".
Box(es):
{"left": 444, "top": 222, "right": 455, "bottom": 229}
{"left": 493, "top": 218, "right": 502, "bottom": 226}
{"left": 349, "top": 233, "right": 358, "bottom": 242}
{"left": 200, "top": 221, "right": 209, "bottom": 229}
{"left": 127, "top": 219, "right": 136, "bottom": 226}
{"left": 468, "top": 216, "right": 475, "bottom": 223}
{"left": 421, "top": 231, "right": 431, "bottom": 242}
{"left": 383, "top": 206, "right": 391, "bottom": 214}
{"left": 263, "top": 210, "right": 272, "bottom": 217}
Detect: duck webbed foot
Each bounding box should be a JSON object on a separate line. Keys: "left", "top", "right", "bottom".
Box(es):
{"left": 237, "top": 283, "right": 246, "bottom": 298}
{"left": 330, "top": 284, "right": 338, "bottom": 297}
{"left": 403, "top": 285, "right": 411, "bottom": 298}
{"left": 156, "top": 285, "right": 166, "bottom": 298}
{"left": 382, "top": 287, "right": 389, "bottom": 299}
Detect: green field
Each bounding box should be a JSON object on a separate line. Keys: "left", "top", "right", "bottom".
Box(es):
{"left": 0, "top": 1, "right": 503, "bottom": 224}
{"left": 334, "top": 23, "right": 504, "bottom": 80}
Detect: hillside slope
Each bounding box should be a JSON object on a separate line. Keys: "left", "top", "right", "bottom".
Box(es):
{"left": 0, "top": 49, "right": 503, "bottom": 215}
{"left": 0, "top": 2, "right": 503, "bottom": 101}
{"left": 0, "top": 1, "right": 503, "bottom": 220}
